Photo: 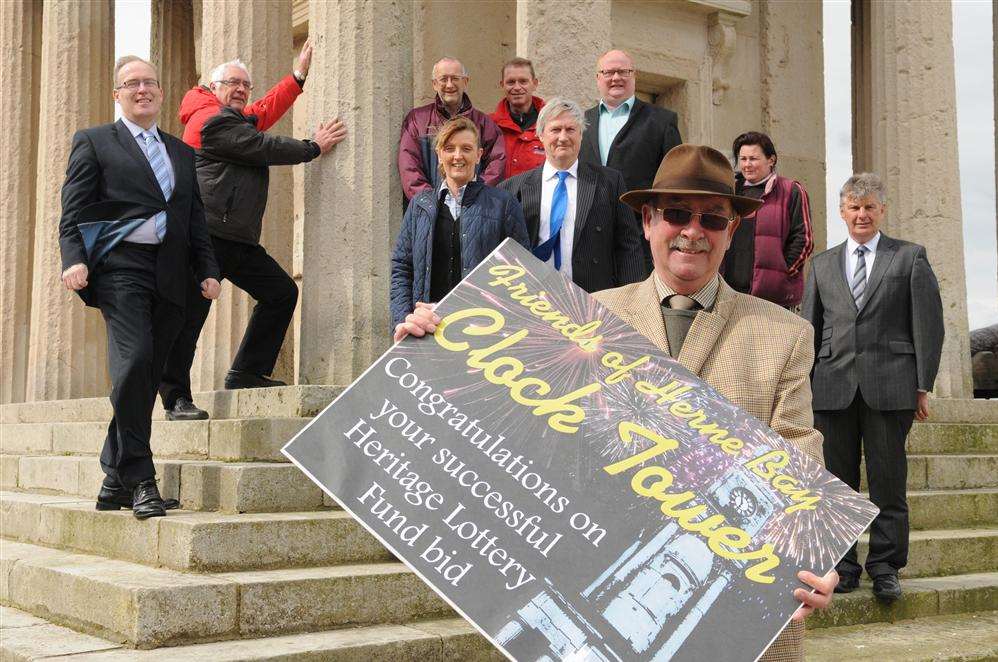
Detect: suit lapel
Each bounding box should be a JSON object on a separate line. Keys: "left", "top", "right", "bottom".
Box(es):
{"left": 620, "top": 276, "right": 671, "bottom": 355}
{"left": 582, "top": 107, "right": 600, "bottom": 162}
{"left": 859, "top": 234, "right": 897, "bottom": 313}
{"left": 113, "top": 119, "right": 164, "bottom": 198}
{"left": 608, "top": 98, "right": 645, "bottom": 155}
{"left": 678, "top": 279, "right": 734, "bottom": 375}
{"left": 829, "top": 242, "right": 856, "bottom": 312}
{"left": 573, "top": 162, "right": 596, "bottom": 241}
{"left": 522, "top": 169, "right": 543, "bottom": 245}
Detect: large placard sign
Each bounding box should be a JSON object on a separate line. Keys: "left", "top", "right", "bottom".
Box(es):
{"left": 283, "top": 240, "right": 877, "bottom": 661}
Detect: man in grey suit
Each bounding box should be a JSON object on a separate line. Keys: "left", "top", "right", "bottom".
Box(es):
{"left": 501, "top": 98, "right": 645, "bottom": 293}
{"left": 802, "top": 173, "right": 944, "bottom": 602}
{"left": 580, "top": 50, "right": 682, "bottom": 274}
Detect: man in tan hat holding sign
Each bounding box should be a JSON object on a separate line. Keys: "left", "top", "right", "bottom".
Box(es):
{"left": 395, "top": 144, "right": 838, "bottom": 660}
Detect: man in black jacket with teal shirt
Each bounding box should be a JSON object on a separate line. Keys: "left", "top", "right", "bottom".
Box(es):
{"left": 159, "top": 41, "right": 345, "bottom": 420}
{"left": 60, "top": 56, "right": 220, "bottom": 519}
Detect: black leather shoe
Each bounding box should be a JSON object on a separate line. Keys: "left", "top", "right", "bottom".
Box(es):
{"left": 224, "top": 369, "right": 287, "bottom": 390}
{"left": 834, "top": 573, "right": 860, "bottom": 593}
{"left": 873, "top": 574, "right": 902, "bottom": 602}
{"left": 97, "top": 481, "right": 179, "bottom": 511}
{"left": 166, "top": 397, "right": 209, "bottom": 421}
{"left": 131, "top": 479, "right": 167, "bottom": 519}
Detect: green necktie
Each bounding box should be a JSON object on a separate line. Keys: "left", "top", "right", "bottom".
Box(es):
{"left": 661, "top": 294, "right": 699, "bottom": 358}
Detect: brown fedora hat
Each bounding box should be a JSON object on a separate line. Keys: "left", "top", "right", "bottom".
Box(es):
{"left": 620, "top": 144, "right": 764, "bottom": 216}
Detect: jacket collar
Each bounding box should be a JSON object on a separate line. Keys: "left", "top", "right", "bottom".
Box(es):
{"left": 614, "top": 273, "right": 736, "bottom": 374}
{"left": 492, "top": 96, "right": 544, "bottom": 132}
{"left": 415, "top": 179, "right": 484, "bottom": 215}
{"left": 435, "top": 93, "right": 473, "bottom": 119}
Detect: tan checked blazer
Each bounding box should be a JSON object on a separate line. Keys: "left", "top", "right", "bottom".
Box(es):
{"left": 594, "top": 275, "right": 824, "bottom": 662}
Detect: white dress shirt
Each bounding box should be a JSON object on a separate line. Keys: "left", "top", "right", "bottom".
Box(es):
{"left": 438, "top": 181, "right": 466, "bottom": 220}
{"left": 538, "top": 159, "right": 579, "bottom": 280}
{"left": 845, "top": 231, "right": 881, "bottom": 281}
{"left": 120, "top": 116, "right": 175, "bottom": 244}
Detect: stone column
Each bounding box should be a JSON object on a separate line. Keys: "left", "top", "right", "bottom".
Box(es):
{"left": 192, "top": 0, "right": 295, "bottom": 390}
{"left": 295, "top": 0, "right": 413, "bottom": 385}
{"left": 854, "top": 0, "right": 973, "bottom": 398}
{"left": 151, "top": 0, "right": 197, "bottom": 137}
{"left": 26, "top": 0, "right": 114, "bottom": 401}
{"left": 758, "top": 0, "right": 827, "bottom": 253}
{"left": 0, "top": 0, "right": 42, "bottom": 404}
{"left": 516, "top": 0, "right": 611, "bottom": 109}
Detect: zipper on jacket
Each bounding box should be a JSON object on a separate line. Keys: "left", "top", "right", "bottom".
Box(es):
{"left": 221, "top": 187, "right": 236, "bottom": 223}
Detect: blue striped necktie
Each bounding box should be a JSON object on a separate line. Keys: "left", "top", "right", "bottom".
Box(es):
{"left": 532, "top": 171, "right": 569, "bottom": 269}
{"left": 142, "top": 131, "right": 172, "bottom": 240}
{"left": 851, "top": 245, "right": 868, "bottom": 306}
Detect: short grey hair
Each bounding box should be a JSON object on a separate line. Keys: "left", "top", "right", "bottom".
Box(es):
{"left": 840, "top": 172, "right": 887, "bottom": 204}
{"left": 536, "top": 97, "right": 587, "bottom": 135}
{"left": 113, "top": 55, "right": 157, "bottom": 86}
{"left": 208, "top": 59, "right": 250, "bottom": 86}
{"left": 432, "top": 57, "right": 468, "bottom": 78}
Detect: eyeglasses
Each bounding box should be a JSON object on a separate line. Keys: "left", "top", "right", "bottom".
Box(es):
{"left": 217, "top": 78, "right": 254, "bottom": 90}
{"left": 434, "top": 75, "right": 467, "bottom": 85}
{"left": 656, "top": 208, "right": 735, "bottom": 232}
{"left": 598, "top": 68, "right": 635, "bottom": 79}
{"left": 116, "top": 78, "right": 160, "bottom": 90}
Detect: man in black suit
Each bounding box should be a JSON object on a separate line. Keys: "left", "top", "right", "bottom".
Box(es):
{"left": 60, "top": 56, "right": 220, "bottom": 519}
{"left": 802, "top": 173, "right": 944, "bottom": 602}
{"left": 580, "top": 49, "right": 682, "bottom": 273}
{"left": 500, "top": 97, "right": 644, "bottom": 293}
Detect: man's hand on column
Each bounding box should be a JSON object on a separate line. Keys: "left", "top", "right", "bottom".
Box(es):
{"left": 61, "top": 263, "right": 89, "bottom": 291}
{"left": 200, "top": 278, "right": 221, "bottom": 300}
{"left": 314, "top": 119, "right": 348, "bottom": 155}
{"left": 296, "top": 39, "right": 313, "bottom": 79}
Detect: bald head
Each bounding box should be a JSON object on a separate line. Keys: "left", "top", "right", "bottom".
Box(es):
{"left": 596, "top": 49, "right": 636, "bottom": 108}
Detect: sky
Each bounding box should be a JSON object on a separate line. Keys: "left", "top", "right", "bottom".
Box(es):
{"left": 115, "top": 0, "right": 997, "bottom": 329}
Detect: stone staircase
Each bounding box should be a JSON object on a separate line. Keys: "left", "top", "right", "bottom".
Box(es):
{"left": 1, "top": 388, "right": 995, "bottom": 660}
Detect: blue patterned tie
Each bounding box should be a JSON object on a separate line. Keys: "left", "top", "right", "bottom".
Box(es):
{"left": 142, "top": 131, "right": 172, "bottom": 240}
{"left": 532, "top": 171, "right": 569, "bottom": 269}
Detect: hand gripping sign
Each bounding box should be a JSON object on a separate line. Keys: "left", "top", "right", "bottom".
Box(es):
{"left": 283, "top": 239, "right": 877, "bottom": 662}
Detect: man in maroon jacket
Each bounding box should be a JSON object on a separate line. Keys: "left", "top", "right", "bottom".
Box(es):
{"left": 397, "top": 57, "right": 506, "bottom": 202}
{"left": 491, "top": 57, "right": 546, "bottom": 179}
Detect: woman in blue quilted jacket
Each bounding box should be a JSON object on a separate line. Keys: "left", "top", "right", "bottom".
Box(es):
{"left": 390, "top": 117, "right": 529, "bottom": 333}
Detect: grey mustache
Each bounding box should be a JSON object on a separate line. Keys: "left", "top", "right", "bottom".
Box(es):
{"left": 670, "top": 237, "right": 711, "bottom": 252}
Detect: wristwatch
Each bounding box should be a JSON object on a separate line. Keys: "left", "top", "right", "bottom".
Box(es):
{"left": 293, "top": 69, "right": 306, "bottom": 84}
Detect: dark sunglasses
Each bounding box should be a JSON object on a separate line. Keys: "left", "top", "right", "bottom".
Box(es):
{"left": 655, "top": 207, "right": 735, "bottom": 232}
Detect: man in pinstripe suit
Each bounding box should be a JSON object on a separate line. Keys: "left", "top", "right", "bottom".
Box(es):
{"left": 397, "top": 144, "right": 840, "bottom": 662}
{"left": 500, "top": 97, "right": 645, "bottom": 293}
{"left": 802, "top": 173, "right": 944, "bottom": 602}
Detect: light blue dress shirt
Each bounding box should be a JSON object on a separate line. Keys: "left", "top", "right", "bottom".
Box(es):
{"left": 597, "top": 95, "right": 635, "bottom": 166}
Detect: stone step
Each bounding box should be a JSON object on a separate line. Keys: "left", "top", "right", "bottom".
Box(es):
{"left": 1, "top": 417, "right": 309, "bottom": 462}
{"left": 888, "top": 488, "right": 998, "bottom": 530}
{"left": 0, "top": 539, "right": 452, "bottom": 649}
{"left": 807, "top": 572, "right": 998, "bottom": 630}
{"left": 0, "top": 455, "right": 331, "bottom": 513}
{"left": 805, "top": 610, "right": 998, "bottom": 661}
{"left": 906, "top": 422, "right": 998, "bottom": 454}
{"left": 0, "top": 492, "right": 388, "bottom": 572}
{"left": 0, "top": 606, "right": 500, "bottom": 661}
{"left": 860, "top": 453, "right": 998, "bottom": 491}
{"left": 856, "top": 529, "right": 998, "bottom": 578}
{"left": 0, "top": 385, "right": 340, "bottom": 424}
{"left": 926, "top": 399, "right": 998, "bottom": 424}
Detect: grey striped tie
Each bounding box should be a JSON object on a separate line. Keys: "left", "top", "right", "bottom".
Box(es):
{"left": 851, "top": 245, "right": 868, "bottom": 306}
{"left": 142, "top": 131, "right": 172, "bottom": 240}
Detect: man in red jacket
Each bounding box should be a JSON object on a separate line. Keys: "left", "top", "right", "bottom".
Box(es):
{"left": 159, "top": 41, "right": 345, "bottom": 420}
{"left": 397, "top": 57, "right": 506, "bottom": 202}
{"left": 491, "top": 57, "right": 546, "bottom": 179}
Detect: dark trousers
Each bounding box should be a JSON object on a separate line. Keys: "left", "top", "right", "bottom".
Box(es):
{"left": 815, "top": 390, "right": 914, "bottom": 579}
{"left": 92, "top": 243, "right": 184, "bottom": 490}
{"left": 159, "top": 235, "right": 298, "bottom": 409}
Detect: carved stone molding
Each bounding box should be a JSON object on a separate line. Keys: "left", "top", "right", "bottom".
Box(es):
{"left": 707, "top": 11, "right": 738, "bottom": 106}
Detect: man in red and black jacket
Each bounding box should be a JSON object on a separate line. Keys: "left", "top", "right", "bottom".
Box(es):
{"left": 159, "top": 41, "right": 346, "bottom": 420}
{"left": 491, "top": 58, "right": 546, "bottom": 179}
